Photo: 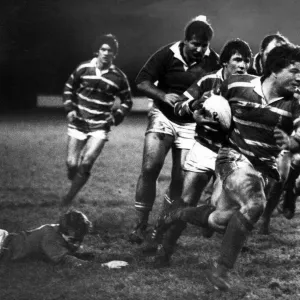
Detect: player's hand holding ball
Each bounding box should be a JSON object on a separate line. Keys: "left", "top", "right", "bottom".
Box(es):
{"left": 193, "top": 94, "right": 232, "bottom": 132}
{"left": 163, "top": 93, "right": 181, "bottom": 107}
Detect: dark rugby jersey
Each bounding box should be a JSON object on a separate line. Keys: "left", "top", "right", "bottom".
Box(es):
{"left": 221, "top": 74, "right": 300, "bottom": 178}
{"left": 63, "top": 58, "right": 132, "bottom": 131}
{"left": 175, "top": 68, "right": 226, "bottom": 152}
{"left": 1, "top": 225, "right": 77, "bottom": 264}
{"left": 136, "top": 41, "right": 219, "bottom": 123}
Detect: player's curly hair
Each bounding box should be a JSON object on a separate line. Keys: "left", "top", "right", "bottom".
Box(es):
{"left": 184, "top": 15, "right": 214, "bottom": 41}
{"left": 259, "top": 32, "right": 289, "bottom": 53}
{"left": 95, "top": 33, "right": 119, "bottom": 56}
{"left": 219, "top": 38, "right": 253, "bottom": 66}
{"left": 264, "top": 43, "right": 300, "bottom": 78}
{"left": 59, "top": 209, "right": 92, "bottom": 241}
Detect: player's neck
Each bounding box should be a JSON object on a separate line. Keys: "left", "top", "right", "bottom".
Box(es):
{"left": 261, "top": 77, "right": 279, "bottom": 102}
{"left": 96, "top": 60, "right": 111, "bottom": 71}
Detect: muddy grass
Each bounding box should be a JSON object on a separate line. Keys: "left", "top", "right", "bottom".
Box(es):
{"left": 0, "top": 110, "right": 300, "bottom": 300}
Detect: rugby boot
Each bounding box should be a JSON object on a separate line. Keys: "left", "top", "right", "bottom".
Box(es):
{"left": 206, "top": 211, "right": 254, "bottom": 291}
{"left": 141, "top": 195, "right": 176, "bottom": 255}
{"left": 204, "top": 260, "right": 231, "bottom": 292}
{"left": 128, "top": 221, "right": 148, "bottom": 244}
{"left": 141, "top": 225, "right": 162, "bottom": 255}
{"left": 153, "top": 244, "right": 171, "bottom": 268}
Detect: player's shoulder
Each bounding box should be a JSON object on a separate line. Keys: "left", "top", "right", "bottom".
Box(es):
{"left": 28, "top": 224, "right": 59, "bottom": 234}
{"left": 75, "top": 58, "right": 96, "bottom": 72}
{"left": 227, "top": 73, "right": 258, "bottom": 84}
{"left": 151, "top": 41, "right": 180, "bottom": 58}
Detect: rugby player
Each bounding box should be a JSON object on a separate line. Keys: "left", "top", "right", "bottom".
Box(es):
{"left": 153, "top": 44, "right": 300, "bottom": 291}
{"left": 61, "top": 34, "right": 132, "bottom": 208}
{"left": 128, "top": 15, "right": 220, "bottom": 244}
{"left": 0, "top": 210, "right": 92, "bottom": 266}
{"left": 143, "top": 38, "right": 252, "bottom": 255}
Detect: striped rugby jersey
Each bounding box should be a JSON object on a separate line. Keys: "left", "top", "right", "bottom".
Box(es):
{"left": 63, "top": 57, "right": 132, "bottom": 131}
{"left": 136, "top": 41, "right": 220, "bottom": 124}
{"left": 222, "top": 74, "right": 300, "bottom": 178}
{"left": 174, "top": 68, "right": 226, "bottom": 153}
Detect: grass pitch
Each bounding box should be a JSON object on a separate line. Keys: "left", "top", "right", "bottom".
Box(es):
{"left": 0, "top": 110, "right": 300, "bottom": 300}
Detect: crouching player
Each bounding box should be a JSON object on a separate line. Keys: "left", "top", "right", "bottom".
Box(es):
{"left": 154, "top": 44, "right": 300, "bottom": 291}
{"left": 0, "top": 210, "right": 92, "bottom": 266}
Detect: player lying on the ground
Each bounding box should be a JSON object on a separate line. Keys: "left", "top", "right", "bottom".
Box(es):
{"left": 142, "top": 38, "right": 252, "bottom": 256}
{"left": 0, "top": 209, "right": 92, "bottom": 266}
{"left": 152, "top": 44, "right": 300, "bottom": 292}
{"left": 0, "top": 209, "right": 130, "bottom": 269}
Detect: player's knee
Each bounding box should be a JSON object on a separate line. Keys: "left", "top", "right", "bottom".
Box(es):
{"left": 141, "top": 161, "right": 163, "bottom": 179}
{"left": 242, "top": 199, "right": 265, "bottom": 224}
{"left": 66, "top": 158, "right": 77, "bottom": 170}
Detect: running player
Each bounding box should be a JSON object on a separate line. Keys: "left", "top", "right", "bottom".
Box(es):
{"left": 128, "top": 16, "right": 220, "bottom": 243}
{"left": 61, "top": 34, "right": 132, "bottom": 208}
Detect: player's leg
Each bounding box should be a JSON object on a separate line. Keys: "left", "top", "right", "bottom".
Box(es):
{"left": 152, "top": 143, "right": 216, "bottom": 264}
{"left": 62, "top": 132, "right": 107, "bottom": 208}
{"left": 205, "top": 149, "right": 266, "bottom": 291}
{"left": 281, "top": 153, "right": 300, "bottom": 219}
{"left": 258, "top": 177, "right": 284, "bottom": 234}
{"left": 129, "top": 132, "right": 174, "bottom": 243}
{"left": 65, "top": 128, "right": 87, "bottom": 181}
{"left": 258, "top": 151, "right": 290, "bottom": 233}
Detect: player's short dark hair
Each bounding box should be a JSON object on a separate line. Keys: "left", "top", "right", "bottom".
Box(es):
{"left": 264, "top": 43, "right": 300, "bottom": 77}
{"left": 219, "top": 38, "right": 253, "bottom": 65}
{"left": 184, "top": 15, "right": 214, "bottom": 41}
{"left": 260, "top": 33, "right": 289, "bottom": 53}
{"left": 96, "top": 33, "right": 119, "bottom": 55}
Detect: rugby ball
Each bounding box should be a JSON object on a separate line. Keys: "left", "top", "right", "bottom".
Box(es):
{"left": 202, "top": 95, "right": 232, "bottom": 131}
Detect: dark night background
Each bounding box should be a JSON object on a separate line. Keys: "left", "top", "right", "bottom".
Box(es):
{"left": 1, "top": 0, "right": 300, "bottom": 109}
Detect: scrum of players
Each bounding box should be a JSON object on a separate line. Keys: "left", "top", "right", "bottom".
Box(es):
{"left": 2, "top": 15, "right": 300, "bottom": 292}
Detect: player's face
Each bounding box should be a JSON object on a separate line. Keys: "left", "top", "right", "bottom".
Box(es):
{"left": 261, "top": 40, "right": 285, "bottom": 67}
{"left": 184, "top": 35, "right": 210, "bottom": 63}
{"left": 224, "top": 53, "right": 250, "bottom": 78}
{"left": 98, "top": 43, "right": 115, "bottom": 65}
{"left": 275, "top": 62, "right": 300, "bottom": 96}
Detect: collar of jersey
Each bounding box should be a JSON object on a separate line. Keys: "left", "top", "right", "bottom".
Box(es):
{"left": 90, "top": 57, "right": 115, "bottom": 76}
{"left": 251, "top": 76, "right": 284, "bottom": 105}
{"left": 170, "top": 41, "right": 211, "bottom": 69}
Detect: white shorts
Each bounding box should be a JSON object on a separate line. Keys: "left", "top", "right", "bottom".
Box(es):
{"left": 146, "top": 106, "right": 196, "bottom": 149}
{"left": 68, "top": 127, "right": 109, "bottom": 141}
{"left": 184, "top": 141, "right": 217, "bottom": 173}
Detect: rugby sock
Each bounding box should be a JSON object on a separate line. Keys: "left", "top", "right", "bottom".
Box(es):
{"left": 135, "top": 209, "right": 150, "bottom": 226}
{"left": 282, "top": 164, "right": 300, "bottom": 218}
{"left": 217, "top": 211, "right": 253, "bottom": 269}
{"left": 67, "top": 166, "right": 78, "bottom": 181}
{"left": 162, "top": 220, "right": 187, "bottom": 254}
{"left": 262, "top": 180, "right": 284, "bottom": 218}
{"left": 179, "top": 204, "right": 216, "bottom": 227}
{"left": 284, "top": 164, "right": 300, "bottom": 191}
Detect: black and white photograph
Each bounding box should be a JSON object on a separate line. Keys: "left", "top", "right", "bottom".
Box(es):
{"left": 1, "top": 0, "right": 300, "bottom": 299}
